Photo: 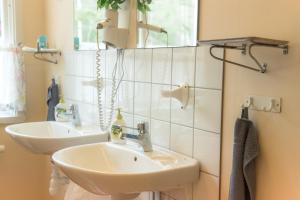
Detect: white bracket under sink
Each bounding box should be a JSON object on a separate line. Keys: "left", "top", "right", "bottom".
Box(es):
{"left": 243, "top": 96, "right": 281, "bottom": 113}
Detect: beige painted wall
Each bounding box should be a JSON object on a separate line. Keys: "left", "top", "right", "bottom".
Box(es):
{"left": 0, "top": 0, "right": 51, "bottom": 200}
{"left": 43, "top": 0, "right": 300, "bottom": 200}
{"left": 199, "top": 0, "right": 300, "bottom": 199}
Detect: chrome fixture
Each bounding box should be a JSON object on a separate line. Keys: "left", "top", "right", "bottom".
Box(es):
{"left": 69, "top": 104, "right": 81, "bottom": 127}
{"left": 22, "top": 46, "right": 61, "bottom": 64}
{"left": 119, "top": 122, "right": 153, "bottom": 152}
{"left": 198, "top": 37, "right": 289, "bottom": 73}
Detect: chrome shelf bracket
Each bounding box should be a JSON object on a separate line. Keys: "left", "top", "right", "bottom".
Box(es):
{"left": 199, "top": 37, "right": 289, "bottom": 73}
{"left": 209, "top": 43, "right": 288, "bottom": 73}
{"left": 33, "top": 51, "right": 62, "bottom": 64}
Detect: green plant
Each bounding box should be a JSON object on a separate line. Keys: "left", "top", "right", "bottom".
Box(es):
{"left": 97, "top": 0, "right": 126, "bottom": 10}
{"left": 137, "top": 0, "right": 152, "bottom": 14}
{"left": 97, "top": 0, "right": 152, "bottom": 13}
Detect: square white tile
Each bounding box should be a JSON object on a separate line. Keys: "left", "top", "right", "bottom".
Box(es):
{"left": 193, "top": 173, "right": 219, "bottom": 200}
{"left": 134, "top": 82, "right": 151, "bottom": 117}
{"left": 196, "top": 46, "right": 223, "bottom": 89}
{"left": 194, "top": 129, "right": 220, "bottom": 176}
{"left": 151, "top": 84, "right": 171, "bottom": 122}
{"left": 104, "top": 79, "right": 114, "bottom": 108}
{"left": 63, "top": 76, "right": 82, "bottom": 101}
{"left": 135, "top": 49, "right": 152, "bottom": 82}
{"left": 151, "top": 119, "right": 170, "bottom": 148}
{"left": 194, "top": 88, "right": 222, "bottom": 133}
{"left": 170, "top": 124, "right": 193, "bottom": 157}
{"left": 172, "top": 47, "right": 196, "bottom": 86}
{"left": 171, "top": 87, "right": 194, "bottom": 127}
{"left": 105, "top": 49, "right": 117, "bottom": 79}
{"left": 122, "top": 112, "right": 134, "bottom": 126}
{"left": 122, "top": 49, "right": 135, "bottom": 81}
{"left": 81, "top": 51, "right": 95, "bottom": 77}
{"left": 118, "top": 81, "right": 134, "bottom": 114}
{"left": 73, "top": 51, "right": 82, "bottom": 76}
{"left": 152, "top": 48, "right": 172, "bottom": 84}
{"left": 78, "top": 103, "right": 99, "bottom": 125}
{"left": 64, "top": 52, "right": 74, "bottom": 76}
{"left": 81, "top": 77, "right": 94, "bottom": 104}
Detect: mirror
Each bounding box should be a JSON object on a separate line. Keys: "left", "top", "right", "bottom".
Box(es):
{"left": 74, "top": 0, "right": 198, "bottom": 49}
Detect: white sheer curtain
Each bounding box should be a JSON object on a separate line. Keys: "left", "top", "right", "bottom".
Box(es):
{"left": 0, "top": 0, "right": 25, "bottom": 118}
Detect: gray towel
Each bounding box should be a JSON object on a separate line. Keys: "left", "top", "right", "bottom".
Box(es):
{"left": 229, "top": 118, "right": 259, "bottom": 200}
{"left": 47, "top": 79, "right": 59, "bottom": 121}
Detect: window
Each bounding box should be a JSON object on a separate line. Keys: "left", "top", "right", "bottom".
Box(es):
{"left": 74, "top": 0, "right": 198, "bottom": 49}
{"left": 138, "top": 0, "right": 198, "bottom": 48}
{"left": 74, "top": 0, "right": 105, "bottom": 50}
{"left": 0, "top": 0, "right": 25, "bottom": 123}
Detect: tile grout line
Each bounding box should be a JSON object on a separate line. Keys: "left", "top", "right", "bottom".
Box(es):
{"left": 169, "top": 48, "right": 174, "bottom": 151}
{"left": 132, "top": 49, "right": 136, "bottom": 128}
{"left": 191, "top": 46, "right": 198, "bottom": 200}
{"left": 149, "top": 48, "right": 153, "bottom": 137}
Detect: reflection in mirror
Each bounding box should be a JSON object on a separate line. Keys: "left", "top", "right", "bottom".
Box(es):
{"left": 74, "top": 0, "right": 105, "bottom": 50}
{"left": 74, "top": 0, "right": 198, "bottom": 50}
{"left": 137, "top": 0, "right": 198, "bottom": 48}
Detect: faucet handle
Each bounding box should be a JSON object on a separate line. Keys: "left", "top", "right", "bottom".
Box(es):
{"left": 70, "top": 104, "right": 78, "bottom": 112}
{"left": 137, "top": 123, "right": 145, "bottom": 134}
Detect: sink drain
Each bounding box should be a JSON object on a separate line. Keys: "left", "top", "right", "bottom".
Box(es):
{"left": 134, "top": 156, "right": 138, "bottom": 162}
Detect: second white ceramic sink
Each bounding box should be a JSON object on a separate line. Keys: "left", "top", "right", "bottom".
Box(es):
{"left": 5, "top": 121, "right": 108, "bottom": 154}
{"left": 52, "top": 142, "right": 200, "bottom": 198}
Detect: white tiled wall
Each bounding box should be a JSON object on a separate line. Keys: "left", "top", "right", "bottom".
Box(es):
{"left": 63, "top": 46, "right": 224, "bottom": 200}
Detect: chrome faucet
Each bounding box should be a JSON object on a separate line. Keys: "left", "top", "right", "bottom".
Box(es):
{"left": 119, "top": 122, "right": 153, "bottom": 152}
{"left": 69, "top": 104, "right": 81, "bottom": 127}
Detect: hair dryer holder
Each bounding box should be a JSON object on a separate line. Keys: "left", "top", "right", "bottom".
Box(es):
{"left": 161, "top": 83, "right": 190, "bottom": 109}
{"left": 97, "top": 9, "right": 129, "bottom": 48}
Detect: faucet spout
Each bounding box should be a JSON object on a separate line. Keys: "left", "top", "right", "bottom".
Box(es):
{"left": 119, "top": 122, "right": 153, "bottom": 152}
{"left": 70, "top": 104, "right": 81, "bottom": 127}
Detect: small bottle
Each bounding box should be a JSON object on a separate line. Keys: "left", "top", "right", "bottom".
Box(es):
{"left": 111, "top": 108, "right": 125, "bottom": 144}
{"left": 74, "top": 37, "right": 80, "bottom": 50}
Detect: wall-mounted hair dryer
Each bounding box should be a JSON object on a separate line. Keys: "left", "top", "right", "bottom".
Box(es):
{"left": 137, "top": 21, "right": 167, "bottom": 34}
{"left": 96, "top": 9, "right": 129, "bottom": 49}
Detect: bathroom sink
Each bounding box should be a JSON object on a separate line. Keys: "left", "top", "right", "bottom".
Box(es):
{"left": 5, "top": 121, "right": 108, "bottom": 154}
{"left": 52, "top": 142, "right": 200, "bottom": 199}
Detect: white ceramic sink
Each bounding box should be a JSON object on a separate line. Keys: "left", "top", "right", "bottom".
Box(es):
{"left": 5, "top": 121, "right": 108, "bottom": 154}
{"left": 52, "top": 142, "right": 200, "bottom": 199}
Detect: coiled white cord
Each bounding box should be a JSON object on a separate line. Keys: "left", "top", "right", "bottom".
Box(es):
{"left": 96, "top": 30, "right": 124, "bottom": 132}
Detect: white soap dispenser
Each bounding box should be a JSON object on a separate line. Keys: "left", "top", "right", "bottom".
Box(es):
{"left": 111, "top": 108, "right": 126, "bottom": 144}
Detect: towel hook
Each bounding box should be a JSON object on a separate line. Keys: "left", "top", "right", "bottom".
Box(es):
{"left": 243, "top": 96, "right": 281, "bottom": 113}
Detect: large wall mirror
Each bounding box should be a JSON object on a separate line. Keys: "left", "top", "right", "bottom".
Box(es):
{"left": 74, "top": 0, "right": 198, "bottom": 49}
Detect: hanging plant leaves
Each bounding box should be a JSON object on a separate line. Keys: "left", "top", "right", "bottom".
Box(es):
{"left": 97, "top": 0, "right": 151, "bottom": 13}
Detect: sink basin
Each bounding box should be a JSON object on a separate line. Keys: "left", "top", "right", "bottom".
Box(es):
{"left": 5, "top": 121, "right": 108, "bottom": 154}
{"left": 52, "top": 142, "right": 199, "bottom": 199}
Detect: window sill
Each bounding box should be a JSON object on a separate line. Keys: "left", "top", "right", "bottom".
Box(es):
{"left": 0, "top": 114, "right": 25, "bottom": 124}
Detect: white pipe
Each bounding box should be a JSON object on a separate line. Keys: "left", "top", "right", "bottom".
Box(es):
{"left": 49, "top": 164, "right": 69, "bottom": 196}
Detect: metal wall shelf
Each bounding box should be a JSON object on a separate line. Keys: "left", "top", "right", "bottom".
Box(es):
{"left": 198, "top": 37, "right": 289, "bottom": 73}
{"left": 22, "top": 46, "right": 62, "bottom": 64}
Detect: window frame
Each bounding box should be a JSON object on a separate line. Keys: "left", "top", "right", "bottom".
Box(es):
{"left": 0, "top": 0, "right": 25, "bottom": 124}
